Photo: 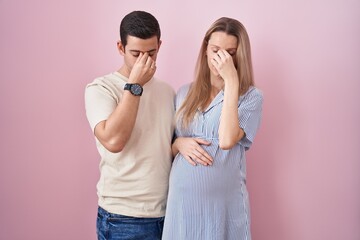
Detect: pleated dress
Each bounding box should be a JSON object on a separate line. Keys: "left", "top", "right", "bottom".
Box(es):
{"left": 162, "top": 84, "right": 263, "bottom": 240}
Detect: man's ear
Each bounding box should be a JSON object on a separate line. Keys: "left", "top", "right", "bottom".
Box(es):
{"left": 158, "top": 40, "right": 162, "bottom": 51}
{"left": 117, "top": 40, "right": 125, "bottom": 56}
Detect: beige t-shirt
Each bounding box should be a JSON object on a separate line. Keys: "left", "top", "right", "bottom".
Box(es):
{"left": 85, "top": 72, "right": 175, "bottom": 217}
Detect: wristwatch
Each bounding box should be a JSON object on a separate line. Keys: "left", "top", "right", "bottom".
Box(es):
{"left": 124, "top": 83, "right": 143, "bottom": 96}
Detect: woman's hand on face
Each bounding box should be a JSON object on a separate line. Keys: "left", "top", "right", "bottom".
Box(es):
{"left": 211, "top": 49, "right": 238, "bottom": 84}
{"left": 173, "top": 137, "right": 213, "bottom": 166}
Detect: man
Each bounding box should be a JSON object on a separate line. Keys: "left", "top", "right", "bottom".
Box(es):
{"left": 85, "top": 11, "right": 175, "bottom": 240}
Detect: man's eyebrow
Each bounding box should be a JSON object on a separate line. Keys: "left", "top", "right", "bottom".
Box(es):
{"left": 129, "top": 49, "right": 157, "bottom": 53}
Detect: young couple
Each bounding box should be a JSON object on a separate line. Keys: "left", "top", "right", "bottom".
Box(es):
{"left": 85, "top": 10, "right": 263, "bottom": 240}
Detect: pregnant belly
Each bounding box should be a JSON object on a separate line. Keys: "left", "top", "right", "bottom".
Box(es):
{"left": 169, "top": 150, "right": 242, "bottom": 199}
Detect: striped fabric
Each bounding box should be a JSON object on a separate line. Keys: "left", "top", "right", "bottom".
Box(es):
{"left": 162, "top": 84, "right": 263, "bottom": 240}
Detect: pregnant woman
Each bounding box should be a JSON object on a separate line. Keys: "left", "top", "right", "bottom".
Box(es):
{"left": 162, "top": 17, "right": 263, "bottom": 240}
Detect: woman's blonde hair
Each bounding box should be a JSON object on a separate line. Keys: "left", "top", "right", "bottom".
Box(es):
{"left": 177, "top": 17, "right": 254, "bottom": 128}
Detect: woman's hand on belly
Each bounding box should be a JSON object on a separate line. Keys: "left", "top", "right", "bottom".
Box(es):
{"left": 172, "top": 137, "right": 213, "bottom": 166}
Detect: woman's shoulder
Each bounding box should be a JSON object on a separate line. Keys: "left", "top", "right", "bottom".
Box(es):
{"left": 176, "top": 83, "right": 192, "bottom": 97}
{"left": 239, "top": 86, "right": 264, "bottom": 106}
{"left": 244, "top": 86, "right": 263, "bottom": 99}
{"left": 174, "top": 83, "right": 192, "bottom": 107}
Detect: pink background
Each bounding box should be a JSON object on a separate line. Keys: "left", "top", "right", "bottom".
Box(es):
{"left": 1, "top": 0, "right": 359, "bottom": 239}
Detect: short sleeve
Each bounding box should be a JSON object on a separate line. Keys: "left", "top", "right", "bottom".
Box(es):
{"left": 84, "top": 82, "right": 119, "bottom": 132}
{"left": 175, "top": 83, "right": 191, "bottom": 111}
{"left": 238, "top": 87, "right": 263, "bottom": 150}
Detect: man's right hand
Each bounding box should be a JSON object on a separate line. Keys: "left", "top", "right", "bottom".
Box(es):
{"left": 128, "top": 52, "right": 156, "bottom": 86}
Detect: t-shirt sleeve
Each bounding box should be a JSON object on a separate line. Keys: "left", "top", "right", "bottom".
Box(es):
{"left": 84, "top": 82, "right": 119, "bottom": 132}
{"left": 238, "top": 88, "right": 263, "bottom": 150}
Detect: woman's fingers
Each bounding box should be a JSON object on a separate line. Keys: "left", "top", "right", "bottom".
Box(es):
{"left": 194, "top": 138, "right": 211, "bottom": 145}
{"left": 191, "top": 152, "right": 208, "bottom": 166}
{"left": 195, "top": 148, "right": 213, "bottom": 165}
{"left": 176, "top": 137, "right": 214, "bottom": 167}
{"left": 217, "top": 49, "right": 227, "bottom": 59}
{"left": 184, "top": 155, "right": 197, "bottom": 166}
{"left": 194, "top": 138, "right": 213, "bottom": 164}
{"left": 189, "top": 147, "right": 213, "bottom": 166}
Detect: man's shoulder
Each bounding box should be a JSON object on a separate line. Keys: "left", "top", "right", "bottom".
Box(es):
{"left": 87, "top": 72, "right": 120, "bottom": 87}
{"left": 86, "top": 72, "right": 123, "bottom": 92}
{"left": 151, "top": 78, "right": 175, "bottom": 95}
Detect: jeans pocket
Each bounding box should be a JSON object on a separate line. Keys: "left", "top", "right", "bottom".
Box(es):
{"left": 97, "top": 209, "right": 108, "bottom": 240}
{"left": 107, "top": 216, "right": 135, "bottom": 223}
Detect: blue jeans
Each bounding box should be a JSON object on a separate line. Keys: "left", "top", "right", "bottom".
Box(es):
{"left": 96, "top": 206, "right": 164, "bottom": 240}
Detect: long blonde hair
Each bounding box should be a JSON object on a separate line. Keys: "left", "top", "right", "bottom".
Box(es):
{"left": 177, "top": 17, "right": 254, "bottom": 128}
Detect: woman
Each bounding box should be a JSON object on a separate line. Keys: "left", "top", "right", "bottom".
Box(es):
{"left": 162, "top": 17, "right": 263, "bottom": 240}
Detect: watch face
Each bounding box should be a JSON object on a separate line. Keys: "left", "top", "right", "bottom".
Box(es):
{"left": 131, "top": 84, "right": 143, "bottom": 96}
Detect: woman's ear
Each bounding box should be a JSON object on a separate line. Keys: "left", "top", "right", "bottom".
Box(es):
{"left": 117, "top": 40, "right": 125, "bottom": 56}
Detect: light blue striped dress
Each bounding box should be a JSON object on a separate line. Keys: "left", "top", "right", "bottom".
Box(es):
{"left": 162, "top": 84, "right": 263, "bottom": 240}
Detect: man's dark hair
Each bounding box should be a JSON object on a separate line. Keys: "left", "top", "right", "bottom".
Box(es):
{"left": 120, "top": 11, "right": 161, "bottom": 47}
